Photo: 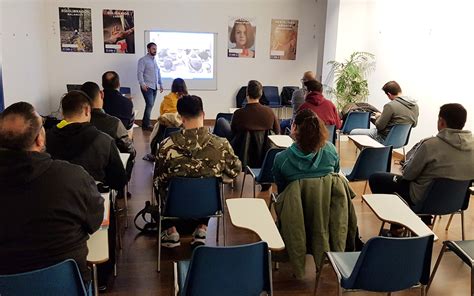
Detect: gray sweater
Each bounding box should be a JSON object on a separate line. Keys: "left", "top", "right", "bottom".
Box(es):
{"left": 375, "top": 96, "right": 419, "bottom": 137}
{"left": 403, "top": 128, "right": 474, "bottom": 205}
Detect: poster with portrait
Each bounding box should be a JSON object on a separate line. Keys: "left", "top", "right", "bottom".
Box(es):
{"left": 228, "top": 17, "right": 256, "bottom": 58}
{"left": 269, "top": 19, "right": 298, "bottom": 60}
{"left": 103, "top": 9, "right": 135, "bottom": 54}
{"left": 59, "top": 7, "right": 93, "bottom": 53}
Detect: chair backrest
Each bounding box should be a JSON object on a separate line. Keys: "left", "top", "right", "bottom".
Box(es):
{"left": 66, "top": 84, "right": 82, "bottom": 92}
{"left": 280, "top": 86, "right": 299, "bottom": 106}
{"left": 213, "top": 117, "right": 232, "bottom": 141}
{"left": 346, "top": 146, "right": 392, "bottom": 181}
{"left": 326, "top": 124, "right": 336, "bottom": 145}
{"left": 163, "top": 127, "right": 181, "bottom": 139}
{"left": 343, "top": 235, "right": 434, "bottom": 292}
{"left": 231, "top": 130, "right": 272, "bottom": 168}
{"left": 236, "top": 86, "right": 247, "bottom": 108}
{"left": 256, "top": 147, "right": 286, "bottom": 183}
{"left": 383, "top": 124, "right": 412, "bottom": 148}
{"left": 415, "top": 178, "right": 472, "bottom": 214}
{"left": 341, "top": 111, "right": 370, "bottom": 134}
{"left": 164, "top": 177, "right": 222, "bottom": 219}
{"left": 215, "top": 112, "right": 233, "bottom": 123}
{"left": 182, "top": 242, "right": 272, "bottom": 296}
{"left": 0, "top": 259, "right": 87, "bottom": 296}
{"left": 263, "top": 86, "right": 281, "bottom": 106}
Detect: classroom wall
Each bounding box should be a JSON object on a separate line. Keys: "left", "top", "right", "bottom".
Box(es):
{"left": 1, "top": 0, "right": 51, "bottom": 114}
{"left": 0, "top": 0, "right": 328, "bottom": 119}
{"left": 324, "top": 0, "right": 474, "bottom": 148}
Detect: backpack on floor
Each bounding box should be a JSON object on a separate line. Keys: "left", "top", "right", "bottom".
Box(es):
{"left": 134, "top": 201, "right": 160, "bottom": 233}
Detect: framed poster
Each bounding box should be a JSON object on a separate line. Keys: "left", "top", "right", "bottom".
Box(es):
{"left": 228, "top": 17, "right": 256, "bottom": 58}
{"left": 270, "top": 19, "right": 298, "bottom": 60}
{"left": 103, "top": 9, "right": 135, "bottom": 54}
{"left": 59, "top": 7, "right": 93, "bottom": 52}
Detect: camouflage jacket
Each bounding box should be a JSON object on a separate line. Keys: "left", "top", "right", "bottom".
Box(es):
{"left": 154, "top": 127, "right": 242, "bottom": 202}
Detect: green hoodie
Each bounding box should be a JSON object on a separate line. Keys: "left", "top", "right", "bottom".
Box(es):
{"left": 272, "top": 142, "right": 340, "bottom": 192}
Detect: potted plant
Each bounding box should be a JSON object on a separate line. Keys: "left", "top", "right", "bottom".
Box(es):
{"left": 325, "top": 51, "right": 376, "bottom": 111}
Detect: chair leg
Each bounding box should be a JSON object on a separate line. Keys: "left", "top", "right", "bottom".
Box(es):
{"left": 216, "top": 216, "right": 220, "bottom": 245}
{"left": 378, "top": 222, "right": 385, "bottom": 235}
{"left": 461, "top": 211, "right": 465, "bottom": 240}
{"left": 253, "top": 179, "right": 256, "bottom": 198}
{"left": 387, "top": 293, "right": 392, "bottom": 296}
{"left": 427, "top": 243, "right": 448, "bottom": 291}
{"left": 240, "top": 171, "right": 247, "bottom": 198}
{"left": 420, "top": 285, "right": 426, "bottom": 296}
{"left": 157, "top": 218, "right": 162, "bottom": 272}
{"left": 314, "top": 268, "right": 323, "bottom": 296}
{"left": 124, "top": 184, "right": 129, "bottom": 228}
{"left": 223, "top": 213, "right": 226, "bottom": 246}
{"left": 432, "top": 215, "right": 437, "bottom": 228}
{"left": 403, "top": 147, "right": 406, "bottom": 162}
{"left": 445, "top": 213, "right": 455, "bottom": 231}
{"left": 471, "top": 267, "right": 473, "bottom": 296}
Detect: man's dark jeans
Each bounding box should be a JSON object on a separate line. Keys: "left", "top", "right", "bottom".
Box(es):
{"left": 141, "top": 87, "right": 157, "bottom": 128}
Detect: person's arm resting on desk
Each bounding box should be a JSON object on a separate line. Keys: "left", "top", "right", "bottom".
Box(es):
{"left": 82, "top": 173, "right": 105, "bottom": 234}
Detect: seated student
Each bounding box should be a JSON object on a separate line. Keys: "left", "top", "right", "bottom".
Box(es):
{"left": 231, "top": 80, "right": 280, "bottom": 135}
{"left": 298, "top": 80, "right": 342, "bottom": 129}
{"left": 0, "top": 102, "right": 104, "bottom": 287}
{"left": 154, "top": 95, "right": 241, "bottom": 248}
{"left": 280, "top": 71, "right": 316, "bottom": 133}
{"left": 102, "top": 71, "right": 135, "bottom": 130}
{"left": 351, "top": 80, "right": 419, "bottom": 142}
{"left": 370, "top": 103, "right": 474, "bottom": 210}
{"left": 46, "top": 90, "right": 127, "bottom": 191}
{"left": 160, "top": 77, "right": 188, "bottom": 115}
{"left": 272, "top": 109, "right": 340, "bottom": 192}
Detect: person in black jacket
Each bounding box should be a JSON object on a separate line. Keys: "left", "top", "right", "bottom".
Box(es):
{"left": 81, "top": 81, "right": 136, "bottom": 182}
{"left": 102, "top": 71, "right": 135, "bottom": 130}
{"left": 0, "top": 102, "right": 104, "bottom": 286}
{"left": 46, "top": 90, "right": 127, "bottom": 191}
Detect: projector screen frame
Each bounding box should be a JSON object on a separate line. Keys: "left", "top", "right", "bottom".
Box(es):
{"left": 144, "top": 30, "right": 218, "bottom": 91}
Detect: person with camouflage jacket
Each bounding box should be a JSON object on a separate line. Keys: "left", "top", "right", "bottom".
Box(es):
{"left": 154, "top": 95, "right": 241, "bottom": 248}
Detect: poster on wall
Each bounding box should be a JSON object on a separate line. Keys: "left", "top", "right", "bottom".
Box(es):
{"left": 269, "top": 19, "right": 298, "bottom": 60}
{"left": 103, "top": 9, "right": 135, "bottom": 54}
{"left": 228, "top": 17, "right": 256, "bottom": 58}
{"left": 59, "top": 7, "right": 93, "bottom": 53}
{"left": 0, "top": 37, "right": 4, "bottom": 111}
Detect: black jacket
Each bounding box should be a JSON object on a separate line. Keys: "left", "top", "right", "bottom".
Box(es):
{"left": 0, "top": 149, "right": 104, "bottom": 282}
{"left": 91, "top": 108, "right": 136, "bottom": 159}
{"left": 46, "top": 122, "right": 127, "bottom": 190}
{"left": 103, "top": 89, "right": 134, "bottom": 130}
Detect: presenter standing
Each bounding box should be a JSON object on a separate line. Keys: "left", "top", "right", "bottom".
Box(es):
{"left": 137, "top": 42, "right": 163, "bottom": 131}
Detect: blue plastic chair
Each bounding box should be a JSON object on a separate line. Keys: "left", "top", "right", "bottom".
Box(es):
{"left": 318, "top": 235, "right": 434, "bottom": 295}
{"left": 341, "top": 146, "right": 392, "bottom": 194}
{"left": 157, "top": 177, "right": 224, "bottom": 272}
{"left": 0, "top": 259, "right": 87, "bottom": 296}
{"left": 240, "top": 147, "right": 285, "bottom": 198}
{"left": 213, "top": 118, "right": 232, "bottom": 141}
{"left": 383, "top": 124, "right": 412, "bottom": 160}
{"left": 414, "top": 178, "right": 471, "bottom": 240}
{"left": 174, "top": 242, "right": 273, "bottom": 296}
{"left": 263, "top": 86, "right": 281, "bottom": 108}
{"left": 326, "top": 124, "right": 336, "bottom": 145}
{"left": 215, "top": 112, "right": 233, "bottom": 123}
{"left": 340, "top": 111, "right": 371, "bottom": 134}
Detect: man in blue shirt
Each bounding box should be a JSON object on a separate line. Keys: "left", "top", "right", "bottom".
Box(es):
{"left": 137, "top": 42, "right": 163, "bottom": 131}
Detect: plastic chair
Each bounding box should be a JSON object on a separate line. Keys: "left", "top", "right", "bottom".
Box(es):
{"left": 428, "top": 239, "right": 474, "bottom": 294}
{"left": 338, "top": 111, "right": 371, "bottom": 154}
{"left": 163, "top": 127, "right": 181, "bottom": 139}
{"left": 383, "top": 124, "right": 412, "bottom": 160}
{"left": 215, "top": 112, "right": 233, "bottom": 123}
{"left": 213, "top": 118, "right": 232, "bottom": 141}
{"left": 326, "top": 124, "right": 336, "bottom": 145}
{"left": 413, "top": 178, "right": 471, "bottom": 240}
{"left": 341, "top": 146, "right": 392, "bottom": 194}
{"left": 240, "top": 147, "right": 285, "bottom": 198}
{"left": 157, "top": 177, "right": 225, "bottom": 272}
{"left": 317, "top": 235, "right": 434, "bottom": 296}
{"left": 173, "top": 242, "right": 273, "bottom": 296}
{"left": 263, "top": 86, "right": 281, "bottom": 107}
{"left": 0, "top": 259, "right": 87, "bottom": 296}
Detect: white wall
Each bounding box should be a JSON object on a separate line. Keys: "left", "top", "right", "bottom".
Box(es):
{"left": 39, "top": 0, "right": 326, "bottom": 119}
{"left": 1, "top": 0, "right": 51, "bottom": 114}
{"left": 325, "top": 0, "right": 474, "bottom": 148}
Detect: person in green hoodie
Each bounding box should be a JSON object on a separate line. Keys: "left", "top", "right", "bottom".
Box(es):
{"left": 272, "top": 109, "right": 340, "bottom": 193}
{"left": 369, "top": 103, "right": 474, "bottom": 208}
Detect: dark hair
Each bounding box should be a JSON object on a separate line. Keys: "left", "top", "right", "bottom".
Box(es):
{"left": 61, "top": 90, "right": 92, "bottom": 117}
{"left": 439, "top": 103, "right": 467, "bottom": 129}
{"left": 171, "top": 78, "right": 188, "bottom": 95}
{"left": 147, "top": 42, "right": 156, "bottom": 49}
{"left": 177, "top": 95, "right": 203, "bottom": 118}
{"left": 102, "top": 71, "right": 120, "bottom": 89}
{"left": 0, "top": 102, "right": 42, "bottom": 150}
{"left": 382, "top": 81, "right": 402, "bottom": 96}
{"left": 304, "top": 80, "right": 323, "bottom": 92}
{"left": 247, "top": 80, "right": 262, "bottom": 100}
{"left": 293, "top": 109, "right": 328, "bottom": 154}
{"left": 230, "top": 19, "right": 255, "bottom": 48}
{"left": 80, "top": 81, "right": 100, "bottom": 102}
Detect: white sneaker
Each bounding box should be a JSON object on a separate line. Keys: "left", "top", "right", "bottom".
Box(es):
{"left": 161, "top": 231, "right": 181, "bottom": 248}
{"left": 191, "top": 228, "right": 207, "bottom": 246}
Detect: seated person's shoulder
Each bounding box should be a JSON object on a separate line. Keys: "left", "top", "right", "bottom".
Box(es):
{"left": 209, "top": 133, "right": 232, "bottom": 148}
{"left": 49, "top": 158, "right": 92, "bottom": 179}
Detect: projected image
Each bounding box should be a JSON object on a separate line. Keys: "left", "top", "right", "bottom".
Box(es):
{"left": 149, "top": 32, "right": 214, "bottom": 80}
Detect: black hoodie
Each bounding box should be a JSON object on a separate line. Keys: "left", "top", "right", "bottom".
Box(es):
{"left": 46, "top": 122, "right": 127, "bottom": 190}
{"left": 0, "top": 149, "right": 104, "bottom": 282}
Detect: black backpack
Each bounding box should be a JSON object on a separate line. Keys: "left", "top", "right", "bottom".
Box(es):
{"left": 280, "top": 86, "right": 298, "bottom": 106}
{"left": 133, "top": 201, "right": 160, "bottom": 233}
